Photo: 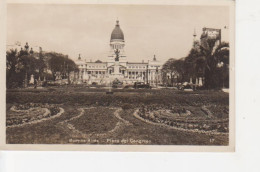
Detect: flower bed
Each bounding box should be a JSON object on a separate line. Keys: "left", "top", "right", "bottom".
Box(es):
{"left": 137, "top": 104, "right": 229, "bottom": 133}
{"left": 6, "top": 103, "right": 61, "bottom": 127}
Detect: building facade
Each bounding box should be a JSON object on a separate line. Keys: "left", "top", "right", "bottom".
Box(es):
{"left": 75, "top": 20, "right": 162, "bottom": 85}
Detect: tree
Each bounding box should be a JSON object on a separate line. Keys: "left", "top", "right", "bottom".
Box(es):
{"left": 19, "top": 54, "right": 40, "bottom": 75}
{"left": 65, "top": 58, "right": 78, "bottom": 84}
{"left": 6, "top": 43, "right": 78, "bottom": 87}
{"left": 200, "top": 40, "right": 229, "bottom": 89}
{"left": 6, "top": 49, "right": 20, "bottom": 88}
{"left": 46, "top": 52, "right": 65, "bottom": 80}
{"left": 172, "top": 59, "right": 185, "bottom": 82}
{"left": 46, "top": 52, "right": 78, "bottom": 81}
{"left": 6, "top": 48, "right": 42, "bottom": 88}
{"left": 162, "top": 58, "right": 175, "bottom": 86}
{"left": 38, "top": 47, "right": 46, "bottom": 78}
{"left": 6, "top": 49, "right": 18, "bottom": 78}
{"left": 162, "top": 58, "right": 185, "bottom": 86}
{"left": 215, "top": 43, "right": 229, "bottom": 88}
{"left": 184, "top": 48, "right": 202, "bottom": 82}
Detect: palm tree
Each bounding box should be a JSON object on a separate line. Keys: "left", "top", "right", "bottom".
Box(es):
{"left": 200, "top": 39, "right": 229, "bottom": 89}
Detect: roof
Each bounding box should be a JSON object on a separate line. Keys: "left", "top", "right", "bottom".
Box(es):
{"left": 110, "top": 20, "right": 124, "bottom": 41}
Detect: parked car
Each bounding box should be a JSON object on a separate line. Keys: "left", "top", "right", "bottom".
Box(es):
{"left": 177, "top": 82, "right": 195, "bottom": 91}
{"left": 134, "top": 82, "right": 152, "bottom": 89}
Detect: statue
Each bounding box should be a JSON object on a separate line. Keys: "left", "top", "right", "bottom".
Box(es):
{"left": 24, "top": 42, "right": 29, "bottom": 51}
{"left": 114, "top": 49, "right": 120, "bottom": 61}
{"left": 29, "top": 74, "right": 34, "bottom": 84}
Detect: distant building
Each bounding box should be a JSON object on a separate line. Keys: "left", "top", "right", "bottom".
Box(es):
{"left": 75, "top": 20, "right": 162, "bottom": 85}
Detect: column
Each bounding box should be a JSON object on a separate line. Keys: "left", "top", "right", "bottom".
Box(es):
{"left": 83, "top": 69, "right": 86, "bottom": 81}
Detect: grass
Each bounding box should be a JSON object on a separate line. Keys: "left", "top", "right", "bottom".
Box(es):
{"left": 70, "top": 108, "right": 118, "bottom": 134}
{"left": 7, "top": 87, "right": 228, "bottom": 107}
{"left": 6, "top": 86, "right": 229, "bottom": 145}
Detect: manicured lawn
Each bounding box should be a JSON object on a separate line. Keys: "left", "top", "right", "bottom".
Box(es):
{"left": 69, "top": 107, "right": 118, "bottom": 134}
{"left": 6, "top": 86, "right": 229, "bottom": 145}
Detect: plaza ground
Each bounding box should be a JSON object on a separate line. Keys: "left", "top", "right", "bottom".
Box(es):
{"left": 6, "top": 86, "right": 229, "bottom": 145}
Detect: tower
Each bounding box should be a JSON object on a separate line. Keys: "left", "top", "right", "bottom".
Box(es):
{"left": 108, "top": 20, "right": 126, "bottom": 64}
{"left": 110, "top": 20, "right": 125, "bottom": 50}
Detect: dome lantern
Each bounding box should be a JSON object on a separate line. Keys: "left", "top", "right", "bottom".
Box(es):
{"left": 110, "top": 20, "right": 124, "bottom": 42}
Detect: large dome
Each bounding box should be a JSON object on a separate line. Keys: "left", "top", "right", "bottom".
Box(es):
{"left": 110, "top": 20, "right": 124, "bottom": 42}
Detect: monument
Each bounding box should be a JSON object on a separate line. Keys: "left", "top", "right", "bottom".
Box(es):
{"left": 75, "top": 20, "right": 163, "bottom": 86}
{"left": 113, "top": 49, "right": 121, "bottom": 78}
{"left": 29, "top": 74, "right": 34, "bottom": 85}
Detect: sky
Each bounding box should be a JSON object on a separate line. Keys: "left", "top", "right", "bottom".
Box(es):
{"left": 7, "top": 4, "right": 230, "bottom": 63}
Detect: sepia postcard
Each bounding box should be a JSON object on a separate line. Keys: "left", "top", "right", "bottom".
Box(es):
{"left": 0, "top": 0, "right": 235, "bottom": 151}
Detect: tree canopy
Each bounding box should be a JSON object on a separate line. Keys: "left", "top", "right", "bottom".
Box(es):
{"left": 162, "top": 39, "right": 229, "bottom": 89}
{"left": 6, "top": 48, "right": 78, "bottom": 88}
{"left": 162, "top": 58, "right": 185, "bottom": 85}
{"left": 44, "top": 52, "right": 78, "bottom": 81}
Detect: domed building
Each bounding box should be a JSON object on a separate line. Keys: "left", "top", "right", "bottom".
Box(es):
{"left": 75, "top": 20, "right": 162, "bottom": 86}
{"left": 110, "top": 20, "right": 125, "bottom": 48}
{"left": 108, "top": 20, "right": 127, "bottom": 65}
